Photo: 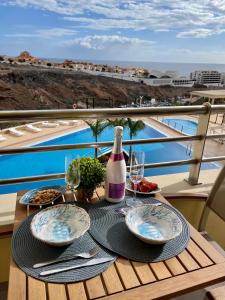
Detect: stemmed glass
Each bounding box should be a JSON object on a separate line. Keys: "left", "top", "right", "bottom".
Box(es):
{"left": 65, "top": 155, "right": 80, "bottom": 201}
{"left": 126, "top": 151, "right": 145, "bottom": 207}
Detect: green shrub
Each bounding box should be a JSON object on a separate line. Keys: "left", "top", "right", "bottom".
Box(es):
{"left": 70, "top": 157, "right": 105, "bottom": 191}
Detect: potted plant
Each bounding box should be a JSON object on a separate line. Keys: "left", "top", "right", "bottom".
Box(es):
{"left": 69, "top": 157, "right": 105, "bottom": 202}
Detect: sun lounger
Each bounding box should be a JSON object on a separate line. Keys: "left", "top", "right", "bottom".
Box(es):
{"left": 58, "top": 120, "right": 70, "bottom": 126}
{"left": 8, "top": 128, "right": 24, "bottom": 137}
{"left": 0, "top": 135, "right": 6, "bottom": 142}
{"left": 41, "top": 121, "right": 59, "bottom": 128}
{"left": 210, "top": 126, "right": 225, "bottom": 144}
{"left": 24, "top": 124, "right": 42, "bottom": 133}
{"left": 71, "top": 120, "right": 80, "bottom": 125}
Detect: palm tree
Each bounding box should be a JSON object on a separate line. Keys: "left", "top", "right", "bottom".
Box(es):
{"left": 127, "top": 118, "right": 145, "bottom": 158}
{"left": 107, "top": 118, "right": 127, "bottom": 128}
{"left": 85, "top": 120, "right": 108, "bottom": 158}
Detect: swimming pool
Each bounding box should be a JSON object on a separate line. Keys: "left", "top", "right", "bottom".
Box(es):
{"left": 161, "top": 118, "right": 198, "bottom": 135}
{"left": 0, "top": 124, "right": 216, "bottom": 194}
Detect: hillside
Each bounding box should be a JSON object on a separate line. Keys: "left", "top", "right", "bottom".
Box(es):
{"left": 0, "top": 63, "right": 194, "bottom": 110}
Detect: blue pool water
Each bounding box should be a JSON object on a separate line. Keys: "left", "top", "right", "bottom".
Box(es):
{"left": 161, "top": 118, "right": 197, "bottom": 135}
{"left": 0, "top": 124, "right": 217, "bottom": 194}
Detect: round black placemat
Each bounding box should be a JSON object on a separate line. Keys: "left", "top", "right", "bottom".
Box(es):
{"left": 89, "top": 196, "right": 190, "bottom": 262}
{"left": 12, "top": 211, "right": 117, "bottom": 283}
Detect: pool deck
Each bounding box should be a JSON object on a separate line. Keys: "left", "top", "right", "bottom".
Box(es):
{"left": 0, "top": 121, "right": 88, "bottom": 149}
{"left": 145, "top": 115, "right": 225, "bottom": 160}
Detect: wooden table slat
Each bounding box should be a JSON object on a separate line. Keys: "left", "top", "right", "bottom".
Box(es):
{"left": 67, "top": 283, "right": 87, "bottom": 300}
{"left": 28, "top": 276, "right": 47, "bottom": 300}
{"left": 208, "top": 284, "right": 225, "bottom": 299}
{"left": 101, "top": 263, "right": 124, "bottom": 294}
{"left": 8, "top": 198, "right": 27, "bottom": 300}
{"left": 115, "top": 258, "right": 140, "bottom": 289}
{"left": 7, "top": 258, "right": 26, "bottom": 300}
{"left": 150, "top": 262, "right": 172, "bottom": 280}
{"left": 95, "top": 186, "right": 105, "bottom": 201}
{"left": 100, "top": 262, "right": 225, "bottom": 300}
{"left": 187, "top": 239, "right": 214, "bottom": 267}
{"left": 48, "top": 283, "right": 67, "bottom": 300}
{"left": 85, "top": 275, "right": 106, "bottom": 299}
{"left": 132, "top": 261, "right": 157, "bottom": 284}
{"left": 177, "top": 249, "right": 200, "bottom": 271}
{"left": 165, "top": 257, "right": 186, "bottom": 276}
{"left": 189, "top": 226, "right": 225, "bottom": 264}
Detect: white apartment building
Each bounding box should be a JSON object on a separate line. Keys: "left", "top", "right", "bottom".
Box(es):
{"left": 220, "top": 73, "right": 225, "bottom": 85}
{"left": 143, "top": 77, "right": 194, "bottom": 87}
{"left": 190, "top": 71, "right": 221, "bottom": 86}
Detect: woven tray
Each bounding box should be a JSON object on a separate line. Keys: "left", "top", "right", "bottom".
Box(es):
{"left": 89, "top": 196, "right": 190, "bottom": 262}
{"left": 12, "top": 211, "right": 116, "bottom": 283}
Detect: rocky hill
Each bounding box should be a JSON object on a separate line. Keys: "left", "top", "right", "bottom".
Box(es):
{"left": 0, "top": 63, "right": 195, "bottom": 110}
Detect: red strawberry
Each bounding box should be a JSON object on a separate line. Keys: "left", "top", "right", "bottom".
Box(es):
{"left": 140, "top": 183, "right": 150, "bottom": 192}
{"left": 131, "top": 182, "right": 141, "bottom": 191}
{"left": 148, "top": 182, "right": 158, "bottom": 191}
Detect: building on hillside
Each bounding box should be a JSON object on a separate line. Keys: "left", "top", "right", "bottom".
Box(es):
{"left": 172, "top": 77, "right": 195, "bottom": 87}
{"left": 16, "top": 51, "right": 41, "bottom": 64}
{"left": 220, "top": 73, "right": 225, "bottom": 85}
{"left": 164, "top": 70, "right": 179, "bottom": 78}
{"left": 190, "top": 71, "right": 221, "bottom": 86}
{"left": 142, "top": 76, "right": 194, "bottom": 87}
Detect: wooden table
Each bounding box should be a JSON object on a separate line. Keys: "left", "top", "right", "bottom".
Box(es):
{"left": 7, "top": 191, "right": 225, "bottom": 300}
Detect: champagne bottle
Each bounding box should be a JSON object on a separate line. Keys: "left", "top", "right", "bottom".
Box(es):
{"left": 105, "top": 126, "right": 126, "bottom": 203}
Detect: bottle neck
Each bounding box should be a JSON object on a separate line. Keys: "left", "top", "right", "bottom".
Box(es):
{"left": 110, "top": 133, "right": 124, "bottom": 161}
{"left": 112, "top": 134, "right": 122, "bottom": 154}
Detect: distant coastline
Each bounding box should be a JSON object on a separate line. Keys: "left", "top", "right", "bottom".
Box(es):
{"left": 1, "top": 52, "right": 224, "bottom": 88}
{"left": 46, "top": 58, "right": 225, "bottom": 76}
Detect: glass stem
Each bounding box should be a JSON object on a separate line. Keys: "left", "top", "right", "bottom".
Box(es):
{"left": 133, "top": 183, "right": 137, "bottom": 203}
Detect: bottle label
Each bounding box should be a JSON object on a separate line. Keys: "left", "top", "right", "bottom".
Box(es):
{"left": 110, "top": 153, "right": 124, "bottom": 161}
{"left": 108, "top": 182, "right": 125, "bottom": 199}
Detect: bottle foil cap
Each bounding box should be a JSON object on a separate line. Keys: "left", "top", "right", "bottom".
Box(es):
{"left": 115, "top": 126, "right": 123, "bottom": 136}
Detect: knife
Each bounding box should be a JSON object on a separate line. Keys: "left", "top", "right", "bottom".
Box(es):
{"left": 39, "top": 257, "right": 115, "bottom": 276}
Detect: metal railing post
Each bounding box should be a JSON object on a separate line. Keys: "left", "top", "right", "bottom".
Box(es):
{"left": 187, "top": 102, "right": 212, "bottom": 185}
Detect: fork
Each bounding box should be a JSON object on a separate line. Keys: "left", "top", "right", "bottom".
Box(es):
{"left": 33, "top": 246, "right": 99, "bottom": 268}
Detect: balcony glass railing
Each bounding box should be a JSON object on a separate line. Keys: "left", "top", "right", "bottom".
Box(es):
{"left": 0, "top": 103, "right": 225, "bottom": 191}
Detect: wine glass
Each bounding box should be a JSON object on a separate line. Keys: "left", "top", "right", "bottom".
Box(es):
{"left": 126, "top": 151, "right": 145, "bottom": 207}
{"left": 65, "top": 155, "right": 80, "bottom": 201}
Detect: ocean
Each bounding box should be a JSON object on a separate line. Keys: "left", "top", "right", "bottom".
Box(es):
{"left": 47, "top": 58, "right": 225, "bottom": 76}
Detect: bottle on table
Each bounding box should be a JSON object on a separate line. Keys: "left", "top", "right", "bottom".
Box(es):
{"left": 105, "top": 126, "right": 126, "bottom": 203}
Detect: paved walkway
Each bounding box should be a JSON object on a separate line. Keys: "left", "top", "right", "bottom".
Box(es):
{"left": 0, "top": 121, "right": 87, "bottom": 149}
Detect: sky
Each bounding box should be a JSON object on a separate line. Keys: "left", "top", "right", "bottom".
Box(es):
{"left": 1, "top": 0, "right": 225, "bottom": 63}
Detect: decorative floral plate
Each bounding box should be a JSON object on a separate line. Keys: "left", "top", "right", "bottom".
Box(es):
{"left": 19, "top": 185, "right": 65, "bottom": 206}
{"left": 126, "top": 180, "right": 161, "bottom": 195}
{"left": 125, "top": 204, "right": 183, "bottom": 244}
{"left": 30, "top": 204, "right": 90, "bottom": 246}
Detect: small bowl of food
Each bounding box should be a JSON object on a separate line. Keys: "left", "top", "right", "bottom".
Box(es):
{"left": 125, "top": 204, "right": 182, "bottom": 244}
{"left": 19, "top": 186, "right": 65, "bottom": 206}
{"left": 31, "top": 204, "right": 90, "bottom": 246}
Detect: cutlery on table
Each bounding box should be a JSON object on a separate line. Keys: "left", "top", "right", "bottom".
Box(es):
{"left": 33, "top": 246, "right": 99, "bottom": 268}
{"left": 39, "top": 257, "right": 115, "bottom": 276}
{"left": 115, "top": 202, "right": 162, "bottom": 216}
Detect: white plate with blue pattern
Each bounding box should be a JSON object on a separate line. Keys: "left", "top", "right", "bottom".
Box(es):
{"left": 19, "top": 185, "right": 65, "bottom": 207}
{"left": 125, "top": 204, "right": 182, "bottom": 244}
{"left": 31, "top": 204, "right": 90, "bottom": 246}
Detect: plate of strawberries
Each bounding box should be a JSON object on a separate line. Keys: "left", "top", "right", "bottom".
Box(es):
{"left": 126, "top": 178, "right": 161, "bottom": 195}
